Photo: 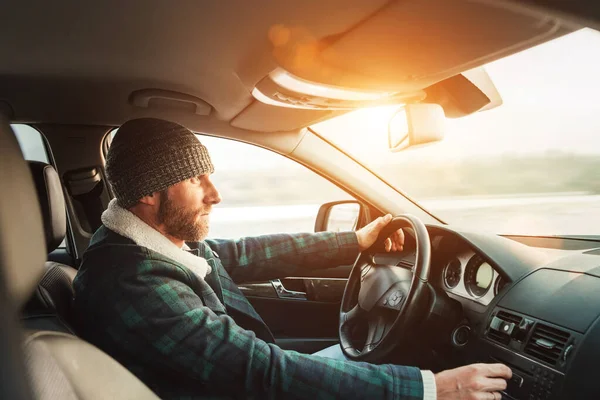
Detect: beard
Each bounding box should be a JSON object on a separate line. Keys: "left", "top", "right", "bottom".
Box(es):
{"left": 157, "top": 189, "right": 210, "bottom": 242}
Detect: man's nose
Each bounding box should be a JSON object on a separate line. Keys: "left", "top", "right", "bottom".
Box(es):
{"left": 210, "top": 190, "right": 222, "bottom": 205}
{"left": 205, "top": 184, "right": 222, "bottom": 205}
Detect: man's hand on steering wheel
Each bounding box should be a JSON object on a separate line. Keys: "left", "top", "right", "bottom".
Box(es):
{"left": 356, "top": 214, "right": 405, "bottom": 252}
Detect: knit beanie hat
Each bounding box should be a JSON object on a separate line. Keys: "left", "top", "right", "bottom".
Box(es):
{"left": 106, "top": 118, "right": 214, "bottom": 209}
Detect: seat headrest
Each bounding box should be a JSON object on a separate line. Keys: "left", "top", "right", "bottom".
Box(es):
{"left": 0, "top": 118, "right": 46, "bottom": 308}
{"left": 28, "top": 162, "right": 67, "bottom": 253}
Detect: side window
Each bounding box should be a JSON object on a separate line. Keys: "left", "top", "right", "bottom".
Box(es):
{"left": 198, "top": 136, "right": 354, "bottom": 239}
{"left": 12, "top": 124, "right": 49, "bottom": 163}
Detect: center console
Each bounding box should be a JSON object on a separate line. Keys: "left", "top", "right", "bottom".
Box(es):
{"left": 480, "top": 308, "right": 577, "bottom": 399}
{"left": 474, "top": 267, "right": 600, "bottom": 400}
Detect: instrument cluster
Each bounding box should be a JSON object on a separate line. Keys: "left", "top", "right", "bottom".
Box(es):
{"left": 442, "top": 252, "right": 508, "bottom": 305}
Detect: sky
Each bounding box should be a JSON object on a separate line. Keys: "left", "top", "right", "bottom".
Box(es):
{"left": 202, "top": 27, "right": 600, "bottom": 170}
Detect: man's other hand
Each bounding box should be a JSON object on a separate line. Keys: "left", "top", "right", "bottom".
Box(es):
{"left": 436, "top": 363, "right": 512, "bottom": 400}
{"left": 356, "top": 214, "right": 404, "bottom": 252}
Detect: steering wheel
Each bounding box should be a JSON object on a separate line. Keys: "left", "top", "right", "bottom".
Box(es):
{"left": 339, "top": 214, "right": 432, "bottom": 362}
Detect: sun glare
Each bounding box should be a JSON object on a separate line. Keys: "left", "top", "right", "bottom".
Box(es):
{"left": 312, "top": 29, "right": 600, "bottom": 235}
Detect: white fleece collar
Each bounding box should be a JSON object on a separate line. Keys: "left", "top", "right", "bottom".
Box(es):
{"left": 101, "top": 199, "right": 211, "bottom": 278}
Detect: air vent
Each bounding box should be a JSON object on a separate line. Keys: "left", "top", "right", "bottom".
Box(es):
{"left": 497, "top": 311, "right": 523, "bottom": 325}
{"left": 486, "top": 311, "right": 522, "bottom": 345}
{"left": 524, "top": 324, "right": 570, "bottom": 365}
{"left": 487, "top": 329, "right": 510, "bottom": 345}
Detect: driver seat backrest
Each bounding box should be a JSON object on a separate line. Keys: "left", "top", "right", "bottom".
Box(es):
{"left": 0, "top": 120, "right": 159, "bottom": 399}
{"left": 22, "top": 161, "right": 77, "bottom": 334}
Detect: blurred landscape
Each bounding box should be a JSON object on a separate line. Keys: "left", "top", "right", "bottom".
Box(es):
{"left": 209, "top": 152, "right": 600, "bottom": 238}
{"left": 214, "top": 152, "right": 600, "bottom": 206}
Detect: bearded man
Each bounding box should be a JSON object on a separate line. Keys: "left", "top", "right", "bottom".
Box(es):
{"left": 73, "top": 118, "right": 511, "bottom": 400}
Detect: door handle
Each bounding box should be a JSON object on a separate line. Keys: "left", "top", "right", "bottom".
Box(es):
{"left": 270, "top": 279, "right": 307, "bottom": 300}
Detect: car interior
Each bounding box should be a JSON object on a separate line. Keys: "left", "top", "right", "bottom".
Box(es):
{"left": 1, "top": 1, "right": 600, "bottom": 399}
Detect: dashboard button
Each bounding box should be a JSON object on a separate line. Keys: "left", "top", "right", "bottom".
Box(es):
{"left": 510, "top": 373, "right": 524, "bottom": 388}
{"left": 389, "top": 296, "right": 401, "bottom": 307}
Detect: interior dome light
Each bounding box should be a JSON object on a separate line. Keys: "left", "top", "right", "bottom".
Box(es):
{"left": 269, "top": 68, "right": 396, "bottom": 101}
{"left": 251, "top": 87, "right": 339, "bottom": 109}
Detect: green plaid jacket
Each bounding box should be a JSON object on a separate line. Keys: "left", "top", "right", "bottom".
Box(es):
{"left": 72, "top": 226, "right": 424, "bottom": 399}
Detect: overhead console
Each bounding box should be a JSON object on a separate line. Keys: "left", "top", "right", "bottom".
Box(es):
{"left": 475, "top": 267, "right": 600, "bottom": 400}
{"left": 236, "top": 0, "right": 575, "bottom": 131}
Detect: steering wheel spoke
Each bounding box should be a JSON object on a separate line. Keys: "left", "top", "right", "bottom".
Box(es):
{"left": 341, "top": 304, "right": 366, "bottom": 327}
{"left": 363, "top": 313, "right": 393, "bottom": 353}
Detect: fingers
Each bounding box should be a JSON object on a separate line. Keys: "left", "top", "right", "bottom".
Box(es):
{"left": 482, "top": 363, "right": 512, "bottom": 379}
{"left": 384, "top": 238, "right": 392, "bottom": 252}
{"left": 385, "top": 234, "right": 404, "bottom": 253}
{"left": 370, "top": 215, "right": 405, "bottom": 253}
{"left": 396, "top": 228, "right": 405, "bottom": 246}
{"left": 393, "top": 229, "right": 404, "bottom": 252}
{"left": 480, "top": 378, "right": 507, "bottom": 392}
{"left": 379, "top": 214, "right": 392, "bottom": 227}
{"left": 436, "top": 363, "right": 510, "bottom": 400}
{"left": 387, "top": 229, "right": 404, "bottom": 252}
{"left": 384, "top": 229, "right": 404, "bottom": 252}
{"left": 490, "top": 392, "right": 502, "bottom": 400}
{"left": 476, "top": 392, "right": 501, "bottom": 400}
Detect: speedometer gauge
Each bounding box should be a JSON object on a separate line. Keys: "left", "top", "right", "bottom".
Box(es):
{"left": 464, "top": 255, "right": 494, "bottom": 297}
{"left": 443, "top": 259, "right": 462, "bottom": 289}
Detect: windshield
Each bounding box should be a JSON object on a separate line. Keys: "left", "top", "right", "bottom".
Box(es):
{"left": 312, "top": 28, "right": 600, "bottom": 236}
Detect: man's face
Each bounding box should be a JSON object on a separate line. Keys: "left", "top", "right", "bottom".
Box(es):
{"left": 156, "top": 174, "right": 221, "bottom": 242}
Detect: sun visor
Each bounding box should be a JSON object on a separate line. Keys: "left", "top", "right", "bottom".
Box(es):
{"left": 270, "top": 0, "right": 565, "bottom": 94}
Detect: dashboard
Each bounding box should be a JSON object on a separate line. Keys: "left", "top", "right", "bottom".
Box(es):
{"left": 398, "top": 227, "right": 600, "bottom": 400}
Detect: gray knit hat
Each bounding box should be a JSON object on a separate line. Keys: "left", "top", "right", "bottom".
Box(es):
{"left": 106, "top": 118, "right": 214, "bottom": 209}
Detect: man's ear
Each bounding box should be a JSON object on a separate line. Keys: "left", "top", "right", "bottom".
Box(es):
{"left": 138, "top": 192, "right": 159, "bottom": 206}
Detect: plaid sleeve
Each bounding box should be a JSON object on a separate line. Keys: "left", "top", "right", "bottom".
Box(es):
{"left": 205, "top": 231, "right": 359, "bottom": 283}
{"left": 116, "top": 266, "right": 424, "bottom": 399}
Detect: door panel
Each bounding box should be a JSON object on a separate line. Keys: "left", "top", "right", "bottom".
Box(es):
{"left": 246, "top": 296, "right": 340, "bottom": 338}
{"left": 240, "top": 273, "right": 352, "bottom": 352}
{"left": 239, "top": 276, "right": 349, "bottom": 306}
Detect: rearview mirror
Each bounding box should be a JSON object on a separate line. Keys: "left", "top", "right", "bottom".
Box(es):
{"left": 388, "top": 103, "right": 445, "bottom": 152}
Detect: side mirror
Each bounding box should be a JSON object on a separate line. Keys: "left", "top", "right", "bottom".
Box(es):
{"left": 388, "top": 103, "right": 445, "bottom": 152}
{"left": 314, "top": 201, "right": 361, "bottom": 233}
